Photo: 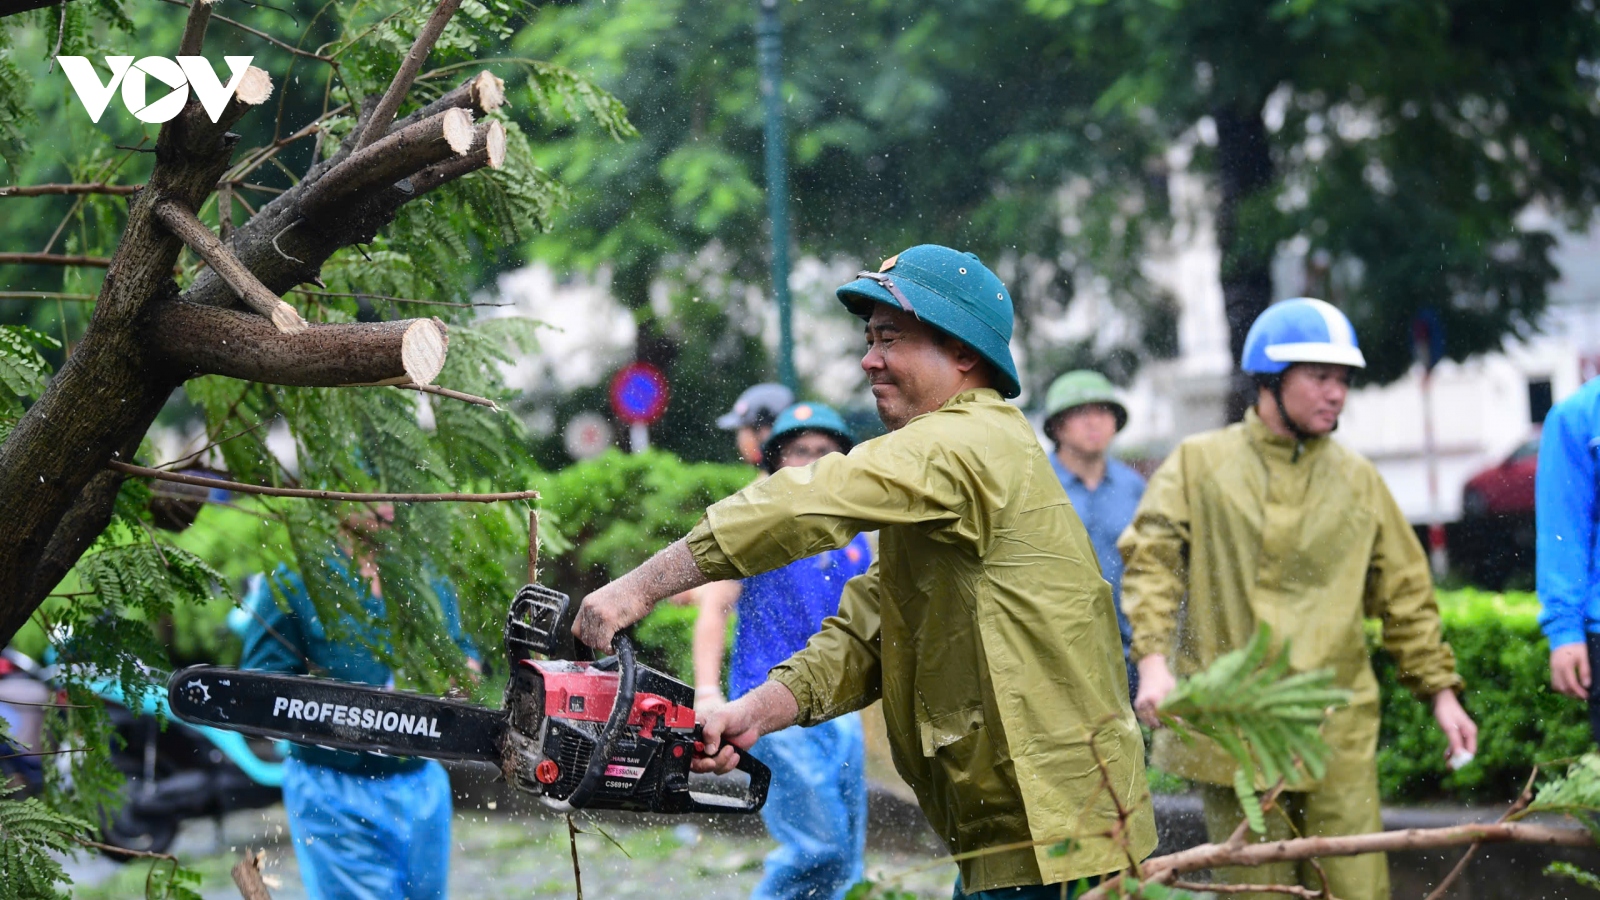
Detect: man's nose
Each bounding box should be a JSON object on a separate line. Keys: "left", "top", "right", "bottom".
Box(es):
{"left": 862, "top": 346, "right": 884, "bottom": 372}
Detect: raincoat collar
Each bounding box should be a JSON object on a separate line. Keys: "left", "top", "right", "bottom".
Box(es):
{"left": 1243, "top": 406, "right": 1328, "bottom": 464}
{"left": 897, "top": 387, "right": 1005, "bottom": 430}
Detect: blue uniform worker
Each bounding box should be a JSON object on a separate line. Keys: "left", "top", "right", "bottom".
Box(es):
{"left": 1042, "top": 370, "right": 1145, "bottom": 695}
{"left": 692, "top": 403, "right": 872, "bottom": 900}
{"left": 240, "top": 556, "right": 477, "bottom": 900}
{"left": 1537, "top": 377, "right": 1600, "bottom": 741}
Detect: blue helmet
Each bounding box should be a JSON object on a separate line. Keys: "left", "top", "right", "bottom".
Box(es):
{"left": 762, "top": 402, "right": 854, "bottom": 470}
{"left": 1240, "top": 298, "right": 1366, "bottom": 375}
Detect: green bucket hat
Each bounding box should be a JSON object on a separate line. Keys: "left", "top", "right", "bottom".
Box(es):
{"left": 836, "top": 245, "right": 1021, "bottom": 398}
{"left": 1044, "top": 370, "right": 1128, "bottom": 431}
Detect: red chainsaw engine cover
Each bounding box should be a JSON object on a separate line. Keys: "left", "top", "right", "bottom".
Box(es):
{"left": 519, "top": 658, "right": 696, "bottom": 739}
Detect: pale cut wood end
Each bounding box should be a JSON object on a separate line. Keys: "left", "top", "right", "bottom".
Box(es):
{"left": 270, "top": 301, "right": 308, "bottom": 334}
{"left": 442, "top": 108, "right": 475, "bottom": 154}
{"left": 400, "top": 318, "right": 447, "bottom": 385}
{"left": 236, "top": 67, "right": 273, "bottom": 106}
{"left": 485, "top": 121, "right": 507, "bottom": 170}
{"left": 471, "top": 71, "right": 506, "bottom": 113}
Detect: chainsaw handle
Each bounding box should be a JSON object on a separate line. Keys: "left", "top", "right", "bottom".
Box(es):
{"left": 683, "top": 746, "right": 771, "bottom": 815}
{"left": 563, "top": 634, "right": 636, "bottom": 811}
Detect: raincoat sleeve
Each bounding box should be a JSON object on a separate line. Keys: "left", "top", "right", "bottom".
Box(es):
{"left": 1118, "top": 447, "right": 1192, "bottom": 661}
{"left": 1362, "top": 475, "right": 1463, "bottom": 698}
{"left": 685, "top": 426, "right": 972, "bottom": 582}
{"left": 239, "top": 568, "right": 308, "bottom": 675}
{"left": 1536, "top": 397, "right": 1596, "bottom": 650}
{"left": 767, "top": 560, "right": 884, "bottom": 724}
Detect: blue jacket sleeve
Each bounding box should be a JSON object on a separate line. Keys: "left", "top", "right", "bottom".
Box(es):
{"left": 1537, "top": 398, "right": 1598, "bottom": 649}
{"left": 239, "top": 567, "right": 309, "bottom": 675}
{"left": 431, "top": 575, "right": 479, "bottom": 661}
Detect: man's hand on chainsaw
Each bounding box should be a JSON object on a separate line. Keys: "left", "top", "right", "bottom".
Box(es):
{"left": 573, "top": 581, "right": 652, "bottom": 652}
{"left": 573, "top": 539, "right": 712, "bottom": 651}
{"left": 692, "top": 680, "right": 800, "bottom": 775}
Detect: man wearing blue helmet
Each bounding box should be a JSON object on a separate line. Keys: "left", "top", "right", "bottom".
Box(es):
{"left": 574, "top": 245, "right": 1156, "bottom": 898}
{"left": 1119, "top": 298, "right": 1477, "bottom": 900}
{"left": 691, "top": 403, "right": 872, "bottom": 900}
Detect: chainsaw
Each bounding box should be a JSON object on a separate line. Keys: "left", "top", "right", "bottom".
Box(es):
{"left": 166, "top": 584, "right": 769, "bottom": 815}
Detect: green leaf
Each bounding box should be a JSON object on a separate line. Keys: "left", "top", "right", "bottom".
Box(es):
{"left": 1546, "top": 862, "right": 1600, "bottom": 892}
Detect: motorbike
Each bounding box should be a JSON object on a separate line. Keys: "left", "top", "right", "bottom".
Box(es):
{"left": 90, "top": 673, "right": 287, "bottom": 859}
{"left": 8, "top": 641, "right": 287, "bottom": 860}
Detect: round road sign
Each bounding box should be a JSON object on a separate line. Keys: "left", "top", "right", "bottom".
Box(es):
{"left": 609, "top": 362, "right": 670, "bottom": 426}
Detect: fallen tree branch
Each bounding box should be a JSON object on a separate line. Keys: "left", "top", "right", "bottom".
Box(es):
{"left": 108, "top": 460, "right": 539, "bottom": 503}
{"left": 1423, "top": 766, "right": 1541, "bottom": 900}
{"left": 149, "top": 300, "right": 447, "bottom": 386}
{"left": 1081, "top": 822, "right": 1596, "bottom": 900}
{"left": 0, "top": 252, "right": 112, "bottom": 267}
{"left": 394, "top": 381, "right": 499, "bottom": 410}
{"left": 0, "top": 183, "right": 140, "bottom": 198}
{"left": 356, "top": 0, "right": 465, "bottom": 150}
{"left": 153, "top": 199, "right": 308, "bottom": 333}
{"left": 1171, "top": 879, "right": 1322, "bottom": 898}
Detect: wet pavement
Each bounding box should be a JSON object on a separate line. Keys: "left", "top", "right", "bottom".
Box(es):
{"left": 65, "top": 804, "right": 960, "bottom": 900}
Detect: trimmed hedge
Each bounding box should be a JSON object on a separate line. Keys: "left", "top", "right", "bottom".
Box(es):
{"left": 1375, "top": 588, "right": 1591, "bottom": 803}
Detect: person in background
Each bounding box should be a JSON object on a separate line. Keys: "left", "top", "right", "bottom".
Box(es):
{"left": 1538, "top": 376, "right": 1600, "bottom": 741}
{"left": 575, "top": 245, "right": 1156, "bottom": 898}
{"left": 1043, "top": 369, "right": 1144, "bottom": 695}
{"left": 719, "top": 382, "right": 796, "bottom": 468}
{"left": 1121, "top": 298, "right": 1476, "bottom": 900}
{"left": 240, "top": 504, "right": 479, "bottom": 900}
{"left": 693, "top": 402, "right": 872, "bottom": 900}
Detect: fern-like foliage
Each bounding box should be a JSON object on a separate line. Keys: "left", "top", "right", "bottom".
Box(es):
{"left": 1547, "top": 861, "right": 1600, "bottom": 892}
{"left": 0, "top": 785, "right": 92, "bottom": 900}
{"left": 0, "top": 325, "right": 59, "bottom": 443}
{"left": 1522, "top": 752, "right": 1600, "bottom": 841}
{"left": 1157, "top": 624, "right": 1352, "bottom": 833}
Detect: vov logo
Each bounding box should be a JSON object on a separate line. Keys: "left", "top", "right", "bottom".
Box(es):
{"left": 57, "top": 56, "right": 255, "bottom": 124}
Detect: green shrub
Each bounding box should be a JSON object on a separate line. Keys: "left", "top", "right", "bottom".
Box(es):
{"left": 1374, "top": 588, "right": 1592, "bottom": 803}
{"left": 535, "top": 448, "right": 753, "bottom": 595}
{"left": 535, "top": 449, "right": 751, "bottom": 678}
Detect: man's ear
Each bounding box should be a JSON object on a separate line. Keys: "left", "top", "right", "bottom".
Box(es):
{"left": 949, "top": 339, "right": 983, "bottom": 374}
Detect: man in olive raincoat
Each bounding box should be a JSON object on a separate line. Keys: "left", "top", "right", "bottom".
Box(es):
{"left": 1120, "top": 298, "right": 1478, "bottom": 900}
{"left": 575, "top": 245, "right": 1157, "bottom": 898}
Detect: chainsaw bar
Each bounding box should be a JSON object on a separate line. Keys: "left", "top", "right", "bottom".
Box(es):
{"left": 167, "top": 665, "right": 506, "bottom": 762}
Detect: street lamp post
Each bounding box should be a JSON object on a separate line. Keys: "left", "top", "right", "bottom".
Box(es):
{"left": 756, "top": 0, "right": 796, "bottom": 393}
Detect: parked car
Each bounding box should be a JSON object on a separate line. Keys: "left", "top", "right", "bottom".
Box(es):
{"left": 1453, "top": 435, "right": 1539, "bottom": 589}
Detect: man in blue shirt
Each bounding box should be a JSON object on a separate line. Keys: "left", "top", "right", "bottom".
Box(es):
{"left": 1043, "top": 370, "right": 1145, "bottom": 695}
{"left": 691, "top": 403, "right": 873, "bottom": 900}
{"left": 240, "top": 505, "right": 479, "bottom": 900}
{"left": 1537, "top": 378, "right": 1600, "bottom": 741}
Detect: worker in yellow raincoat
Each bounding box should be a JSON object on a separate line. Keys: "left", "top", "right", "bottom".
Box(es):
{"left": 575, "top": 245, "right": 1157, "bottom": 899}
{"left": 1120, "top": 298, "right": 1479, "bottom": 900}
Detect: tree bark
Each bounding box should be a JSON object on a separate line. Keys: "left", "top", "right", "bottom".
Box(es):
{"left": 148, "top": 301, "right": 447, "bottom": 386}
{"left": 1214, "top": 104, "right": 1275, "bottom": 423}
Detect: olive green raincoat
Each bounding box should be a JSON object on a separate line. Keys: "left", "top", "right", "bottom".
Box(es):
{"left": 1120, "top": 409, "right": 1462, "bottom": 785}
{"left": 687, "top": 389, "right": 1158, "bottom": 891}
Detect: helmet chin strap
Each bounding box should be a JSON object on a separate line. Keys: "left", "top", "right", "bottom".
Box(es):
{"left": 1267, "top": 374, "right": 1316, "bottom": 462}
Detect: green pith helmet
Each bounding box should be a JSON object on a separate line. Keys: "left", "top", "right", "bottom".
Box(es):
{"left": 1043, "top": 370, "right": 1128, "bottom": 432}
{"left": 835, "top": 245, "right": 1021, "bottom": 398}
{"left": 761, "top": 402, "right": 855, "bottom": 471}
